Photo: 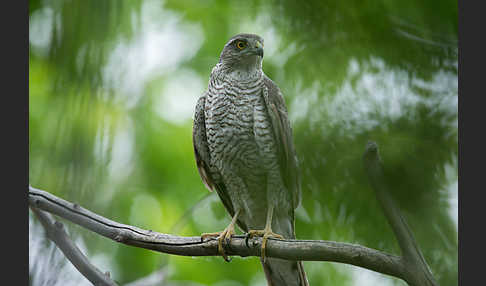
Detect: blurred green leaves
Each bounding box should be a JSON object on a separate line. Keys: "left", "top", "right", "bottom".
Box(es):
{"left": 29, "top": 0, "right": 457, "bottom": 285}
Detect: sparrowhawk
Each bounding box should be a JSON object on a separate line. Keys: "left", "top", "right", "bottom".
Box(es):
{"left": 193, "top": 33, "right": 308, "bottom": 286}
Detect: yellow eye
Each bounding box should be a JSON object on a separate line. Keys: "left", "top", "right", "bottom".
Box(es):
{"left": 236, "top": 41, "right": 246, "bottom": 50}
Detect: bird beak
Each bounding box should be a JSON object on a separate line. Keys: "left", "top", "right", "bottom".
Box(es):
{"left": 251, "top": 41, "right": 264, "bottom": 58}
{"left": 255, "top": 41, "right": 263, "bottom": 58}
{"left": 255, "top": 46, "right": 264, "bottom": 58}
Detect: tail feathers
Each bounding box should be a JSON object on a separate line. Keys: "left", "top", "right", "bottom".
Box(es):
{"left": 260, "top": 211, "right": 307, "bottom": 285}
{"left": 261, "top": 258, "right": 309, "bottom": 286}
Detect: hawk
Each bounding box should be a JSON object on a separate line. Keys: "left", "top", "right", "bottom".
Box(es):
{"left": 193, "top": 33, "right": 308, "bottom": 286}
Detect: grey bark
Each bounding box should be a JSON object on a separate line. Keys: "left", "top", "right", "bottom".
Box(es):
{"left": 28, "top": 141, "right": 440, "bottom": 286}
{"left": 29, "top": 185, "right": 427, "bottom": 284}
{"left": 30, "top": 206, "right": 118, "bottom": 286}
{"left": 363, "top": 141, "right": 439, "bottom": 286}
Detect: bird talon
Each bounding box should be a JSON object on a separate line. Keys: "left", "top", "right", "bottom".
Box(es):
{"left": 245, "top": 233, "right": 251, "bottom": 248}
{"left": 218, "top": 239, "right": 231, "bottom": 262}
{"left": 217, "top": 232, "right": 230, "bottom": 262}
{"left": 202, "top": 210, "right": 240, "bottom": 262}
{"left": 201, "top": 231, "right": 223, "bottom": 242}
{"left": 206, "top": 222, "right": 237, "bottom": 262}
{"left": 246, "top": 228, "right": 283, "bottom": 261}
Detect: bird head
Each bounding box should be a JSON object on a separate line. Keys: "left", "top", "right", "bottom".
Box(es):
{"left": 219, "top": 33, "right": 264, "bottom": 72}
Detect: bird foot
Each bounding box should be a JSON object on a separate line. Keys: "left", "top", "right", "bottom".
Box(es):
{"left": 245, "top": 228, "right": 283, "bottom": 263}
{"left": 201, "top": 231, "right": 223, "bottom": 241}
{"left": 201, "top": 225, "right": 236, "bottom": 262}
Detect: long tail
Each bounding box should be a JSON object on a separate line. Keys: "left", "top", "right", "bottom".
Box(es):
{"left": 261, "top": 258, "right": 308, "bottom": 286}
{"left": 260, "top": 213, "right": 309, "bottom": 286}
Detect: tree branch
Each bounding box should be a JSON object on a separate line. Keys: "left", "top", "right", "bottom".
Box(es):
{"left": 363, "top": 141, "right": 439, "bottom": 286}
{"left": 30, "top": 206, "right": 118, "bottom": 286}
{"left": 28, "top": 185, "right": 409, "bottom": 282}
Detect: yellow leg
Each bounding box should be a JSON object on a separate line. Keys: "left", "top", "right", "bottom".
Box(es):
{"left": 201, "top": 209, "right": 240, "bottom": 262}
{"left": 246, "top": 205, "right": 283, "bottom": 263}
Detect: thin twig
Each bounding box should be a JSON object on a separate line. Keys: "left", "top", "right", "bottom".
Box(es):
{"left": 30, "top": 206, "right": 118, "bottom": 286}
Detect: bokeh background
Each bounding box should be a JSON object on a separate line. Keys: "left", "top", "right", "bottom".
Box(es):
{"left": 29, "top": 0, "right": 458, "bottom": 285}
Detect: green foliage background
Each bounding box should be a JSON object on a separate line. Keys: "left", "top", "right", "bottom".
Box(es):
{"left": 29, "top": 0, "right": 457, "bottom": 285}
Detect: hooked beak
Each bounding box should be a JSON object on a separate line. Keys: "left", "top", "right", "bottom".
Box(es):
{"left": 249, "top": 41, "right": 264, "bottom": 58}
{"left": 255, "top": 46, "right": 264, "bottom": 57}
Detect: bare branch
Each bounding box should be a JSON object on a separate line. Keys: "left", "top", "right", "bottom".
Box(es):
{"left": 363, "top": 141, "right": 439, "bottom": 286}
{"left": 30, "top": 206, "right": 118, "bottom": 286}
{"left": 28, "top": 185, "right": 409, "bottom": 282}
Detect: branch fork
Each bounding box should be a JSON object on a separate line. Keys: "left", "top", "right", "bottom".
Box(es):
{"left": 29, "top": 141, "right": 440, "bottom": 286}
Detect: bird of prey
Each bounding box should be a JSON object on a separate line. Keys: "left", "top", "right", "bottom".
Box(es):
{"left": 193, "top": 33, "right": 308, "bottom": 286}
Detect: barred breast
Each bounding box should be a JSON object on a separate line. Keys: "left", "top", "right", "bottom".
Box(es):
{"left": 205, "top": 65, "right": 277, "bottom": 228}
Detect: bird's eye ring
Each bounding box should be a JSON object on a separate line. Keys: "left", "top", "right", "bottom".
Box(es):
{"left": 236, "top": 41, "right": 246, "bottom": 50}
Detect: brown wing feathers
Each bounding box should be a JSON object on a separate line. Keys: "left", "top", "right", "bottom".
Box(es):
{"left": 263, "top": 75, "right": 302, "bottom": 209}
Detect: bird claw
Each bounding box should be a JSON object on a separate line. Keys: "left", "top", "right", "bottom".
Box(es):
{"left": 245, "top": 228, "right": 283, "bottom": 263}
{"left": 244, "top": 233, "right": 251, "bottom": 248}
{"left": 201, "top": 226, "right": 235, "bottom": 262}
{"left": 201, "top": 231, "right": 223, "bottom": 242}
